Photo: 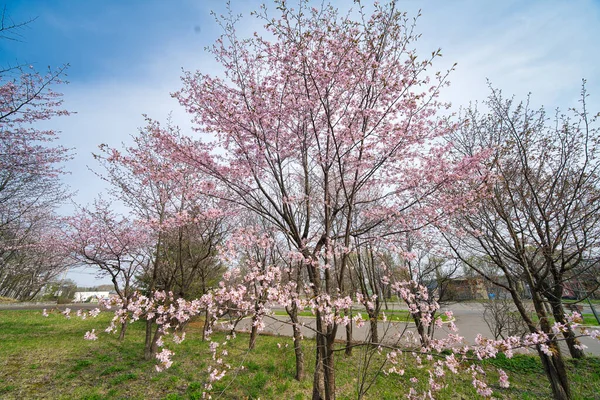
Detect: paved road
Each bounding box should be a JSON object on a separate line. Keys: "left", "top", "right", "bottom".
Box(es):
{"left": 231, "top": 304, "right": 600, "bottom": 356}
{"left": 0, "top": 302, "right": 101, "bottom": 311}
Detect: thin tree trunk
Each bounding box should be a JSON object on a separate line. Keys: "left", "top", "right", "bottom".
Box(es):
{"left": 292, "top": 322, "right": 305, "bottom": 381}
{"left": 144, "top": 319, "right": 154, "bottom": 360}
{"left": 312, "top": 331, "right": 337, "bottom": 400}
{"left": 312, "top": 310, "right": 330, "bottom": 400}
{"left": 287, "top": 304, "right": 305, "bottom": 380}
{"left": 549, "top": 299, "right": 585, "bottom": 358}
{"left": 145, "top": 236, "right": 160, "bottom": 358}
{"left": 415, "top": 318, "right": 429, "bottom": 347}
{"left": 118, "top": 321, "right": 127, "bottom": 341}
{"left": 150, "top": 325, "right": 163, "bottom": 356}
{"left": 202, "top": 309, "right": 209, "bottom": 341}
{"left": 345, "top": 317, "right": 352, "bottom": 356}
{"left": 368, "top": 313, "right": 378, "bottom": 345}
{"left": 312, "top": 330, "right": 325, "bottom": 400}
{"left": 304, "top": 251, "right": 336, "bottom": 400}
{"left": 118, "top": 302, "right": 128, "bottom": 341}
{"left": 249, "top": 317, "right": 258, "bottom": 350}
{"left": 323, "top": 330, "right": 336, "bottom": 400}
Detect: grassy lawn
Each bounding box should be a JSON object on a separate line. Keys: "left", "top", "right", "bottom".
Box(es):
{"left": 528, "top": 313, "right": 600, "bottom": 327}
{"left": 0, "top": 310, "right": 599, "bottom": 399}
{"left": 582, "top": 314, "right": 600, "bottom": 326}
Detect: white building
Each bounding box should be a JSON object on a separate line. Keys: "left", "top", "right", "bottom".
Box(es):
{"left": 72, "top": 291, "right": 110, "bottom": 303}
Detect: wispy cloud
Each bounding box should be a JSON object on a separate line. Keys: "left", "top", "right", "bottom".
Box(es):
{"left": 413, "top": 0, "right": 600, "bottom": 109}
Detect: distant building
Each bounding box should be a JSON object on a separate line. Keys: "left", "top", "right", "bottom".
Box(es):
{"left": 73, "top": 291, "right": 110, "bottom": 303}
{"left": 442, "top": 277, "right": 488, "bottom": 301}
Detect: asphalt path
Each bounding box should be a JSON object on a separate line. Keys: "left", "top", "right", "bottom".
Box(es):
{"left": 231, "top": 303, "right": 600, "bottom": 357}
{"left": 0, "top": 302, "right": 101, "bottom": 311}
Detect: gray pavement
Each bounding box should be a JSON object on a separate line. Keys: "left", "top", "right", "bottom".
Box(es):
{"left": 0, "top": 302, "right": 101, "bottom": 311}
{"left": 230, "top": 306, "right": 600, "bottom": 356}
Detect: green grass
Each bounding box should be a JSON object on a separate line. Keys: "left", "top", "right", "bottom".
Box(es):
{"left": 529, "top": 313, "right": 600, "bottom": 326}
{"left": 0, "top": 309, "right": 599, "bottom": 399}
{"left": 582, "top": 314, "right": 600, "bottom": 326}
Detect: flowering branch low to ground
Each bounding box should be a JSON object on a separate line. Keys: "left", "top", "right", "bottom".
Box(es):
{"left": 56, "top": 279, "right": 600, "bottom": 399}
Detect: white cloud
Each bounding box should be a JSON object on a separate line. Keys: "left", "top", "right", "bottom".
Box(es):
{"left": 413, "top": 0, "right": 600, "bottom": 110}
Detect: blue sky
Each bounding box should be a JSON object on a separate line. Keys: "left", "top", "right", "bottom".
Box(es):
{"left": 2, "top": 0, "right": 599, "bottom": 286}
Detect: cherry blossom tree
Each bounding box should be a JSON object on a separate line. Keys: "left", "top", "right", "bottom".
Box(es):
{"left": 94, "top": 122, "right": 185, "bottom": 355}
{"left": 0, "top": 9, "right": 72, "bottom": 299}
{"left": 155, "top": 1, "right": 488, "bottom": 398}
{"left": 54, "top": 2, "right": 600, "bottom": 399}
{"left": 347, "top": 241, "right": 387, "bottom": 346}
{"left": 0, "top": 11, "right": 71, "bottom": 222}
{"left": 66, "top": 199, "right": 151, "bottom": 340}
{"left": 0, "top": 212, "right": 73, "bottom": 300}
{"left": 93, "top": 119, "right": 226, "bottom": 358}
{"left": 28, "top": 2, "right": 600, "bottom": 398}
{"left": 393, "top": 231, "right": 460, "bottom": 345}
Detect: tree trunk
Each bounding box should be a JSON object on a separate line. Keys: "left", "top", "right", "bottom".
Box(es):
{"left": 538, "top": 345, "right": 572, "bottom": 400}
{"left": 549, "top": 299, "right": 585, "bottom": 358}
{"left": 413, "top": 314, "right": 429, "bottom": 347}
{"left": 27, "top": 285, "right": 43, "bottom": 301}
{"left": 368, "top": 314, "right": 378, "bottom": 345}
{"left": 249, "top": 317, "right": 258, "bottom": 350}
{"left": 293, "top": 322, "right": 305, "bottom": 381}
{"left": 323, "top": 331, "right": 336, "bottom": 400}
{"left": 530, "top": 292, "right": 572, "bottom": 399}
{"left": 345, "top": 319, "right": 353, "bottom": 356}
{"left": 144, "top": 319, "right": 154, "bottom": 360}
{"left": 503, "top": 285, "right": 572, "bottom": 400}
{"left": 119, "top": 321, "right": 127, "bottom": 341}
{"left": 427, "top": 311, "right": 437, "bottom": 340}
{"left": 287, "top": 304, "right": 305, "bottom": 380}
{"left": 312, "top": 333, "right": 325, "bottom": 400}
{"left": 202, "top": 309, "right": 210, "bottom": 341}
{"left": 312, "top": 309, "right": 337, "bottom": 400}
{"left": 304, "top": 252, "right": 336, "bottom": 400}
{"left": 145, "top": 245, "right": 159, "bottom": 359}
{"left": 150, "top": 325, "right": 163, "bottom": 356}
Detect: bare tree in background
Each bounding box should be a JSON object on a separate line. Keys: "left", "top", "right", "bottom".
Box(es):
{"left": 401, "top": 232, "right": 459, "bottom": 345}
{"left": 447, "top": 83, "right": 600, "bottom": 400}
